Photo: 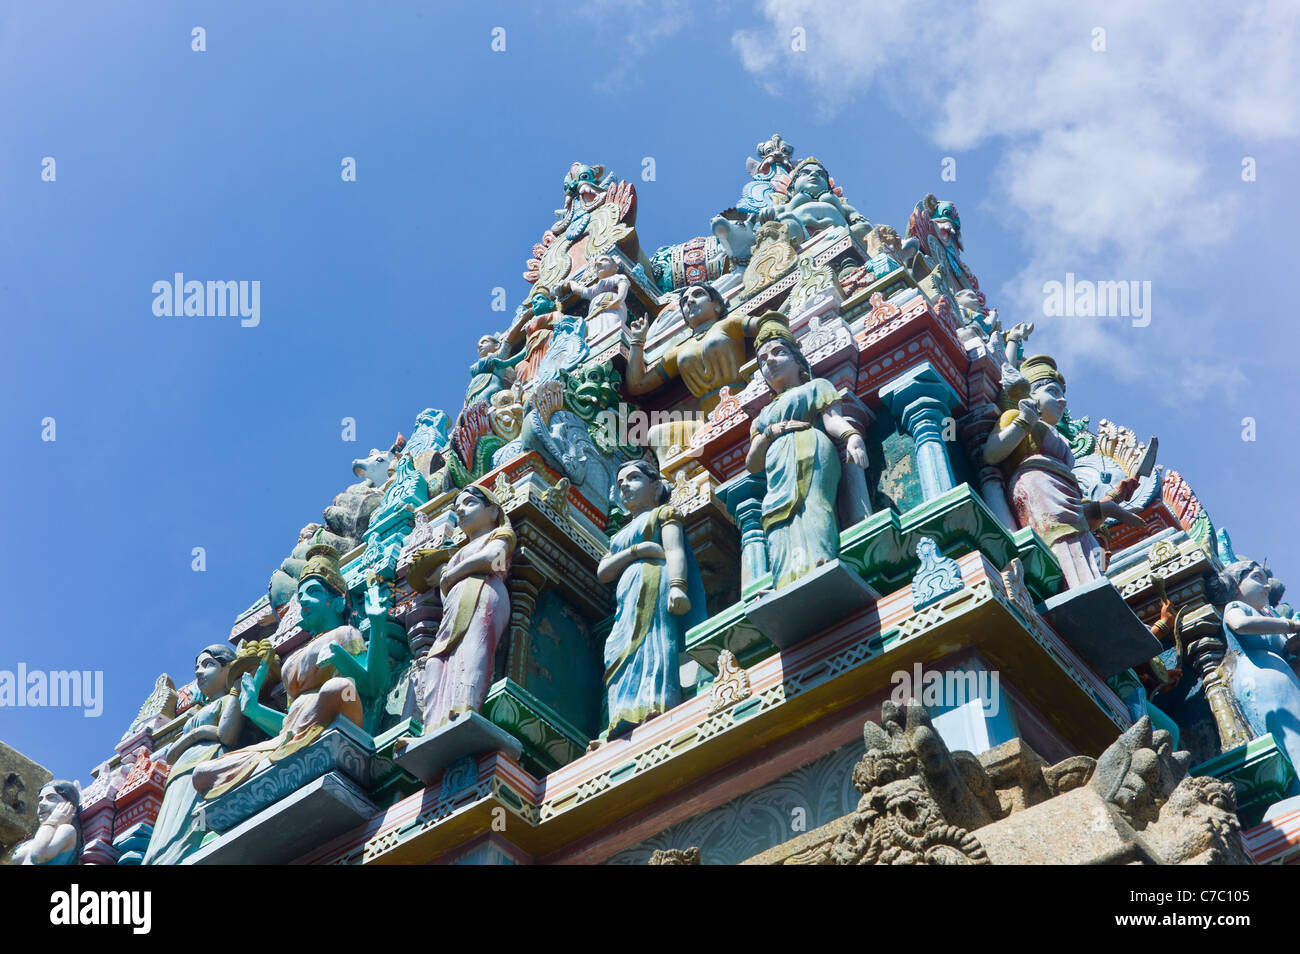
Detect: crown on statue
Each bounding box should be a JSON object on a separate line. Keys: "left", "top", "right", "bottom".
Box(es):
{"left": 300, "top": 544, "right": 347, "bottom": 596}
{"left": 1019, "top": 353, "right": 1065, "bottom": 391}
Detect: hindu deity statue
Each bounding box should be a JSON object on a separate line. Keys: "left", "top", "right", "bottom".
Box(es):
{"left": 505, "top": 286, "right": 561, "bottom": 387}
{"left": 558, "top": 254, "right": 630, "bottom": 342}
{"left": 535, "top": 309, "right": 589, "bottom": 383}
{"left": 760, "top": 157, "right": 870, "bottom": 242}
{"left": 597, "top": 459, "right": 707, "bottom": 740}
{"left": 1207, "top": 560, "right": 1300, "bottom": 791}
{"left": 466, "top": 335, "right": 526, "bottom": 409}
{"left": 417, "top": 486, "right": 516, "bottom": 728}
{"left": 12, "top": 780, "right": 82, "bottom": 865}
{"left": 625, "top": 283, "right": 762, "bottom": 416}
{"left": 745, "top": 316, "right": 869, "bottom": 589}
{"left": 982, "top": 355, "right": 1144, "bottom": 588}
{"left": 194, "top": 545, "right": 392, "bottom": 799}
{"left": 143, "top": 643, "right": 250, "bottom": 865}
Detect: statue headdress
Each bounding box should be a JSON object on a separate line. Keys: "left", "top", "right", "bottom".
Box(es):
{"left": 1019, "top": 354, "right": 1066, "bottom": 392}
{"left": 300, "top": 544, "right": 347, "bottom": 596}
{"left": 753, "top": 311, "right": 812, "bottom": 382}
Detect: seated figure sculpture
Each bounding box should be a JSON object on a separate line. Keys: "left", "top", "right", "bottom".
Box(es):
{"left": 746, "top": 316, "right": 869, "bottom": 589}
{"left": 983, "top": 355, "right": 1145, "bottom": 588}
{"left": 195, "top": 545, "right": 391, "bottom": 799}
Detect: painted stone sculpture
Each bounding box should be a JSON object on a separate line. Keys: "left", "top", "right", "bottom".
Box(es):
{"left": 506, "top": 286, "right": 562, "bottom": 387}
{"left": 525, "top": 163, "right": 638, "bottom": 289}
{"left": 143, "top": 643, "right": 249, "bottom": 865}
{"left": 11, "top": 780, "right": 81, "bottom": 865}
{"left": 1208, "top": 560, "right": 1300, "bottom": 791}
{"left": 534, "top": 309, "right": 589, "bottom": 382}
{"left": 982, "top": 355, "right": 1144, "bottom": 588}
{"left": 558, "top": 254, "right": 630, "bottom": 342}
{"left": 465, "top": 336, "right": 525, "bottom": 409}
{"left": 746, "top": 317, "right": 869, "bottom": 589}
{"left": 418, "top": 486, "right": 516, "bottom": 728}
{"left": 597, "top": 460, "right": 707, "bottom": 739}
{"left": 760, "top": 156, "right": 870, "bottom": 242}
{"left": 626, "top": 283, "right": 762, "bottom": 416}
{"left": 194, "top": 546, "right": 392, "bottom": 798}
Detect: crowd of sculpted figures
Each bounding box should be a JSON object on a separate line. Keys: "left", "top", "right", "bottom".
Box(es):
{"left": 18, "top": 134, "right": 1295, "bottom": 866}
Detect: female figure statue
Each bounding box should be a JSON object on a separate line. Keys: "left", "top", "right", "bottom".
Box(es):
{"left": 982, "top": 355, "right": 1143, "bottom": 588}
{"left": 465, "top": 333, "right": 526, "bottom": 408}
{"left": 597, "top": 459, "right": 707, "bottom": 739}
{"left": 419, "top": 486, "right": 516, "bottom": 728}
{"left": 559, "top": 254, "right": 630, "bottom": 342}
{"left": 12, "top": 780, "right": 82, "bottom": 865}
{"left": 746, "top": 318, "right": 869, "bottom": 589}
{"left": 194, "top": 545, "right": 391, "bottom": 799}
{"left": 625, "top": 283, "right": 762, "bottom": 416}
{"left": 1209, "top": 560, "right": 1300, "bottom": 790}
{"left": 143, "top": 643, "right": 245, "bottom": 865}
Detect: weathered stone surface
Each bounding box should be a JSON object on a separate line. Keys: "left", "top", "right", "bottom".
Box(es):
{"left": 977, "top": 786, "right": 1161, "bottom": 864}
{"left": 0, "top": 742, "right": 52, "bottom": 863}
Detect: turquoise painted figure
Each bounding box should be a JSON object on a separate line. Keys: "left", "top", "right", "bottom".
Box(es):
{"left": 143, "top": 643, "right": 246, "bottom": 865}
{"left": 746, "top": 317, "right": 868, "bottom": 589}
{"left": 12, "top": 780, "right": 82, "bottom": 865}
{"left": 193, "top": 545, "right": 392, "bottom": 799}
{"left": 419, "top": 486, "right": 516, "bottom": 728}
{"left": 597, "top": 459, "right": 706, "bottom": 739}
{"left": 1210, "top": 560, "right": 1300, "bottom": 793}
{"left": 466, "top": 334, "right": 525, "bottom": 408}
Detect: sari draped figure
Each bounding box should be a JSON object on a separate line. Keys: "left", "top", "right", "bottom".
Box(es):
{"left": 603, "top": 504, "right": 707, "bottom": 736}
{"left": 420, "top": 526, "right": 516, "bottom": 728}
{"left": 142, "top": 692, "right": 237, "bottom": 865}
{"left": 752, "top": 378, "right": 843, "bottom": 589}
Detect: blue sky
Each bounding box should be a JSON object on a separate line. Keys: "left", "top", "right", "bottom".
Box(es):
{"left": 2, "top": 0, "right": 1297, "bottom": 783}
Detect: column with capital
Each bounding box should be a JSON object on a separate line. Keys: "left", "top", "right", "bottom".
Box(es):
{"left": 879, "top": 362, "right": 961, "bottom": 502}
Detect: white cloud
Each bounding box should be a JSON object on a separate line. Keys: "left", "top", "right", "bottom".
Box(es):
{"left": 732, "top": 0, "right": 1300, "bottom": 384}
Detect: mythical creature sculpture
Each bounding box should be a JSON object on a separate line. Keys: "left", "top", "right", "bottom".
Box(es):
{"left": 520, "top": 383, "right": 619, "bottom": 513}
{"left": 525, "top": 163, "right": 639, "bottom": 289}
{"left": 746, "top": 317, "right": 870, "bottom": 590}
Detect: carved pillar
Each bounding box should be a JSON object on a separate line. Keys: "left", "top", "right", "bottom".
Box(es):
{"left": 1181, "top": 605, "right": 1253, "bottom": 752}
{"left": 959, "top": 401, "right": 1016, "bottom": 529}
{"left": 721, "top": 475, "right": 769, "bottom": 590}
{"left": 879, "top": 363, "right": 961, "bottom": 502}
{"left": 505, "top": 562, "right": 545, "bottom": 684}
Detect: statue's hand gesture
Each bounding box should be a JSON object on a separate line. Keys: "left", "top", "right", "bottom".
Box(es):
{"left": 667, "top": 584, "right": 691, "bottom": 616}
{"left": 364, "top": 575, "right": 392, "bottom": 621}
{"left": 1016, "top": 398, "right": 1039, "bottom": 428}
{"left": 628, "top": 316, "right": 647, "bottom": 345}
